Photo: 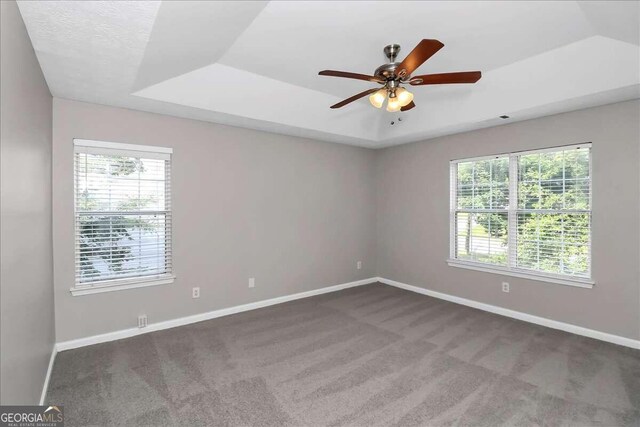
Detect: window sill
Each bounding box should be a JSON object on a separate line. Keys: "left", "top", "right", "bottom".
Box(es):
{"left": 446, "top": 260, "right": 594, "bottom": 289}
{"left": 70, "top": 275, "right": 175, "bottom": 296}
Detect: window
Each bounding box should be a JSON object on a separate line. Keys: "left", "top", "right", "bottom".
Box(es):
{"left": 72, "top": 140, "right": 173, "bottom": 295}
{"left": 449, "top": 144, "right": 592, "bottom": 287}
{"left": 452, "top": 155, "right": 510, "bottom": 267}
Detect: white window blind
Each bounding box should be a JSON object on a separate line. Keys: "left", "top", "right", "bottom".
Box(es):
{"left": 450, "top": 144, "right": 592, "bottom": 284}
{"left": 452, "top": 155, "right": 510, "bottom": 266}
{"left": 74, "top": 140, "right": 173, "bottom": 289}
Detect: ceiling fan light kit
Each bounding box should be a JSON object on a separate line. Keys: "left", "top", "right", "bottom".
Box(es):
{"left": 319, "top": 39, "right": 482, "bottom": 112}
{"left": 395, "top": 88, "right": 414, "bottom": 107}
{"left": 386, "top": 96, "right": 402, "bottom": 112}
{"left": 369, "top": 89, "right": 387, "bottom": 108}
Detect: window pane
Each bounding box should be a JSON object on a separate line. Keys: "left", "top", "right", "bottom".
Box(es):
{"left": 518, "top": 148, "right": 590, "bottom": 210}
{"left": 563, "top": 178, "right": 590, "bottom": 210}
{"left": 491, "top": 157, "right": 509, "bottom": 209}
{"left": 75, "top": 149, "right": 171, "bottom": 285}
{"left": 456, "top": 161, "right": 474, "bottom": 209}
{"left": 76, "top": 154, "right": 168, "bottom": 212}
{"left": 563, "top": 148, "right": 590, "bottom": 180}
{"left": 516, "top": 213, "right": 590, "bottom": 277}
{"left": 76, "top": 213, "right": 170, "bottom": 283}
{"left": 515, "top": 146, "right": 591, "bottom": 278}
{"left": 456, "top": 157, "right": 508, "bottom": 209}
{"left": 455, "top": 211, "right": 508, "bottom": 266}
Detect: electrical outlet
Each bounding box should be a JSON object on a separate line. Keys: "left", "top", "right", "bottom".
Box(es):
{"left": 357, "top": 261, "right": 362, "bottom": 270}
{"left": 138, "top": 314, "right": 147, "bottom": 328}
{"left": 192, "top": 287, "right": 200, "bottom": 298}
{"left": 248, "top": 278, "right": 255, "bottom": 288}
{"left": 502, "top": 282, "right": 510, "bottom": 293}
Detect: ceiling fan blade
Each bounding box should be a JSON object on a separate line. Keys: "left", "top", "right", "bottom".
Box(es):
{"left": 319, "top": 70, "right": 384, "bottom": 84}
{"left": 400, "top": 101, "right": 416, "bottom": 112}
{"left": 330, "top": 88, "right": 379, "bottom": 109}
{"left": 395, "top": 39, "right": 444, "bottom": 79}
{"left": 409, "top": 71, "right": 482, "bottom": 85}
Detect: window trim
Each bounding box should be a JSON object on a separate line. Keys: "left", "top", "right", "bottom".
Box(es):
{"left": 449, "top": 143, "right": 594, "bottom": 288}
{"left": 70, "top": 139, "right": 174, "bottom": 296}
{"left": 70, "top": 274, "right": 175, "bottom": 296}
{"left": 446, "top": 259, "right": 594, "bottom": 288}
{"left": 74, "top": 139, "right": 173, "bottom": 154}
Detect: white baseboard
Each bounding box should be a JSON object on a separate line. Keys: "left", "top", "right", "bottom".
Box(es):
{"left": 56, "top": 277, "right": 378, "bottom": 352}
{"left": 55, "top": 275, "right": 638, "bottom": 353}
{"left": 39, "top": 344, "right": 57, "bottom": 405}
{"left": 377, "top": 277, "right": 640, "bottom": 350}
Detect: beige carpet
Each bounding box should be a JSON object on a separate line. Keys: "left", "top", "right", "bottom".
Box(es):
{"left": 47, "top": 283, "right": 640, "bottom": 426}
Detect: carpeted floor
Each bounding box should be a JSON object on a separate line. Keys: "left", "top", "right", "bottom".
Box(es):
{"left": 47, "top": 282, "right": 640, "bottom": 426}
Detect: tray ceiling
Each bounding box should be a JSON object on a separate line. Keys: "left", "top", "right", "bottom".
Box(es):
{"left": 18, "top": 1, "right": 640, "bottom": 148}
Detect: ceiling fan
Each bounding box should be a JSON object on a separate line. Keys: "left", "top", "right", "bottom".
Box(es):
{"left": 319, "top": 39, "right": 481, "bottom": 112}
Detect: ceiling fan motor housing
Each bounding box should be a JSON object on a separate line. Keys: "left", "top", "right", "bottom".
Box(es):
{"left": 374, "top": 62, "right": 401, "bottom": 80}
{"left": 376, "top": 44, "right": 404, "bottom": 81}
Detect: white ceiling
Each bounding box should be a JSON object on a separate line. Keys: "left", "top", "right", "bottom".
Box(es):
{"left": 18, "top": 1, "right": 640, "bottom": 148}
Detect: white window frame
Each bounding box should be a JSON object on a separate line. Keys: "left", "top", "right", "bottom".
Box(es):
{"left": 448, "top": 143, "right": 594, "bottom": 289}
{"left": 70, "top": 139, "right": 175, "bottom": 296}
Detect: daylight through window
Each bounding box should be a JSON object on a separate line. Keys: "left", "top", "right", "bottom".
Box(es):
{"left": 73, "top": 140, "right": 173, "bottom": 288}
{"left": 450, "top": 144, "right": 591, "bottom": 283}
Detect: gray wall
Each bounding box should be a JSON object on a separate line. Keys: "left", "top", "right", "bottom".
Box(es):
{"left": 376, "top": 100, "right": 640, "bottom": 340}
{"left": 52, "top": 98, "right": 377, "bottom": 342}
{"left": 52, "top": 99, "right": 640, "bottom": 343}
{"left": 1, "top": 0, "right": 55, "bottom": 404}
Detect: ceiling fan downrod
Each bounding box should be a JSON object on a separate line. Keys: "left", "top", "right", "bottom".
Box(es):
{"left": 374, "top": 51, "right": 401, "bottom": 81}
{"left": 383, "top": 44, "right": 401, "bottom": 63}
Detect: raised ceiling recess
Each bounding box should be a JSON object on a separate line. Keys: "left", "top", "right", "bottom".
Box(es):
{"left": 17, "top": 1, "right": 640, "bottom": 148}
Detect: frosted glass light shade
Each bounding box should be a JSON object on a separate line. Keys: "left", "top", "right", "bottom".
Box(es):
{"left": 386, "top": 96, "right": 401, "bottom": 112}
{"left": 369, "top": 89, "right": 387, "bottom": 108}
{"left": 395, "top": 87, "right": 414, "bottom": 107}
